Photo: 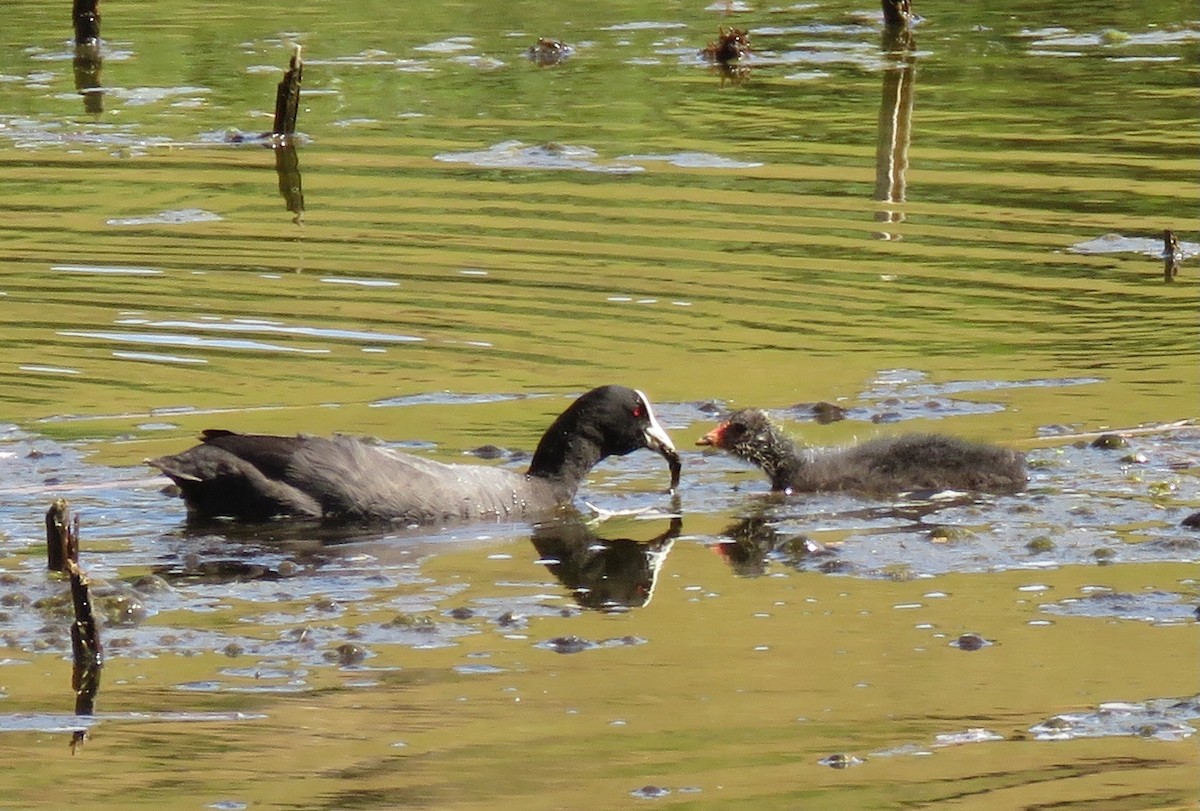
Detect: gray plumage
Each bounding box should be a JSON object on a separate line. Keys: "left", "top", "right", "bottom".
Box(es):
{"left": 698, "top": 408, "right": 1025, "bottom": 496}
{"left": 149, "top": 385, "right": 679, "bottom": 524}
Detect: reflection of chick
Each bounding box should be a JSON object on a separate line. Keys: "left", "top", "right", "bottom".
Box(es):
{"left": 531, "top": 518, "right": 680, "bottom": 612}
{"left": 699, "top": 409, "right": 1026, "bottom": 496}
{"left": 714, "top": 515, "right": 780, "bottom": 578}
{"left": 716, "top": 516, "right": 841, "bottom": 578}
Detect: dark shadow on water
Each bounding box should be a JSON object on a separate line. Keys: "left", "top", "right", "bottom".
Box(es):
{"left": 221, "top": 135, "right": 307, "bottom": 220}
{"left": 166, "top": 514, "right": 400, "bottom": 546}
{"left": 73, "top": 43, "right": 103, "bottom": 115}
{"left": 873, "top": 24, "right": 916, "bottom": 238}
{"left": 274, "top": 142, "right": 305, "bottom": 219}
{"left": 716, "top": 495, "right": 973, "bottom": 577}
{"left": 717, "top": 513, "right": 834, "bottom": 578}
{"left": 150, "top": 513, "right": 532, "bottom": 585}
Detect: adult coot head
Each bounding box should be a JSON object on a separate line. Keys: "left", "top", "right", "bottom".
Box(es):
{"left": 531, "top": 386, "right": 680, "bottom": 490}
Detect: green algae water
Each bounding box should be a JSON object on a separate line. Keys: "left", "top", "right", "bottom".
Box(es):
{"left": 0, "top": 0, "right": 1197, "bottom": 808}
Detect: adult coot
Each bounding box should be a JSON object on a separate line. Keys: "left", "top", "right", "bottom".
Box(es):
{"left": 150, "top": 385, "right": 681, "bottom": 523}
{"left": 697, "top": 408, "right": 1024, "bottom": 496}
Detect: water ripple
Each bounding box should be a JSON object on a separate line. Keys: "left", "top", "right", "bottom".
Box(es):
{"left": 118, "top": 319, "right": 423, "bottom": 344}
{"left": 58, "top": 330, "right": 330, "bottom": 354}
{"left": 435, "top": 141, "right": 644, "bottom": 174}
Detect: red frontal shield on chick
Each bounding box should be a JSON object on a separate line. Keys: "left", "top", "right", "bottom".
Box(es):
{"left": 696, "top": 421, "right": 729, "bottom": 448}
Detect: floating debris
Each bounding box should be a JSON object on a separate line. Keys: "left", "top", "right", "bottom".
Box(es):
{"left": 1030, "top": 695, "right": 1200, "bottom": 741}
{"left": 811, "top": 402, "right": 847, "bottom": 423}
{"left": 1025, "top": 536, "right": 1055, "bottom": 553}
{"left": 526, "top": 38, "right": 572, "bottom": 66}
{"left": 1039, "top": 590, "right": 1196, "bottom": 625}
{"left": 1089, "top": 433, "right": 1130, "bottom": 450}
{"left": 326, "top": 643, "right": 368, "bottom": 666}
{"left": 539, "top": 635, "right": 595, "bottom": 654}
{"left": 950, "top": 633, "right": 992, "bottom": 651}
{"left": 818, "top": 752, "right": 864, "bottom": 768}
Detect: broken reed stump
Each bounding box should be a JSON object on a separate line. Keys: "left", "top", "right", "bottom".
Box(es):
{"left": 222, "top": 48, "right": 306, "bottom": 216}
{"left": 45, "top": 499, "right": 103, "bottom": 752}
{"left": 72, "top": 0, "right": 101, "bottom": 46}
{"left": 71, "top": 0, "right": 103, "bottom": 113}
{"left": 1163, "top": 229, "right": 1180, "bottom": 282}
{"left": 270, "top": 46, "right": 305, "bottom": 218}
{"left": 272, "top": 45, "right": 303, "bottom": 138}
{"left": 45, "top": 499, "right": 76, "bottom": 573}
{"left": 882, "top": 0, "right": 914, "bottom": 28}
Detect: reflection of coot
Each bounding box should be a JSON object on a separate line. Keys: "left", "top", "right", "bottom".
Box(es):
{"left": 531, "top": 517, "right": 681, "bottom": 612}
{"left": 698, "top": 409, "right": 1025, "bottom": 496}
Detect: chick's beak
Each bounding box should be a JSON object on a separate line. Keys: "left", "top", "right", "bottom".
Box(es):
{"left": 696, "top": 424, "right": 725, "bottom": 447}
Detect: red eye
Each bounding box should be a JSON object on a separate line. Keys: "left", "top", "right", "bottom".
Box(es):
{"left": 632, "top": 403, "right": 645, "bottom": 418}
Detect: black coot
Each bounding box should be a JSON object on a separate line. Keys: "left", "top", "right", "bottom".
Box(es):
{"left": 150, "top": 385, "right": 681, "bottom": 523}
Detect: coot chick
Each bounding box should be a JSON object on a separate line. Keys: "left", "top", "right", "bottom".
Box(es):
{"left": 697, "top": 408, "right": 1025, "bottom": 496}
{"left": 150, "top": 385, "right": 681, "bottom": 524}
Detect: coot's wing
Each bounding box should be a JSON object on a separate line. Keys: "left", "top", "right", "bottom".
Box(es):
{"left": 149, "top": 432, "right": 325, "bottom": 520}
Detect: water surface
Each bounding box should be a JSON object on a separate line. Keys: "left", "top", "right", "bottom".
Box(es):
{"left": 0, "top": 0, "right": 1197, "bottom": 808}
